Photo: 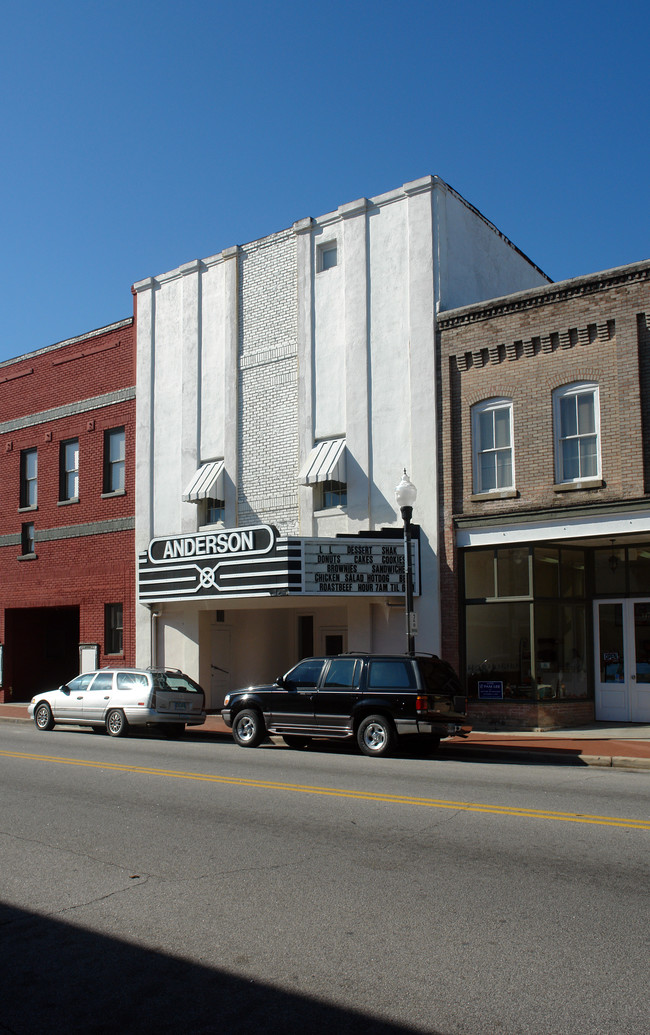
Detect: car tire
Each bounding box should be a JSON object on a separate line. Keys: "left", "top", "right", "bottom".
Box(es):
{"left": 106, "top": 709, "right": 129, "bottom": 738}
{"left": 357, "top": 714, "right": 396, "bottom": 757}
{"left": 283, "top": 735, "right": 309, "bottom": 750}
{"left": 34, "top": 702, "right": 54, "bottom": 731}
{"left": 232, "top": 709, "right": 265, "bottom": 748}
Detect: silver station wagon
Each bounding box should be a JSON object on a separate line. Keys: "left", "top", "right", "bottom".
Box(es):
{"left": 28, "top": 668, "right": 206, "bottom": 738}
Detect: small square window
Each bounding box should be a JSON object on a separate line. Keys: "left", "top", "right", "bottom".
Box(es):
{"left": 318, "top": 242, "right": 337, "bottom": 272}
{"left": 205, "top": 498, "right": 225, "bottom": 525}
{"left": 318, "top": 480, "right": 347, "bottom": 509}
{"left": 105, "top": 603, "right": 123, "bottom": 655}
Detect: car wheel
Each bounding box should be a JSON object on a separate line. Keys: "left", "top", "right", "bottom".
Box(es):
{"left": 283, "top": 735, "right": 309, "bottom": 749}
{"left": 357, "top": 714, "right": 396, "bottom": 757}
{"left": 106, "top": 709, "right": 129, "bottom": 738}
{"left": 232, "top": 709, "right": 265, "bottom": 748}
{"left": 34, "top": 702, "right": 54, "bottom": 731}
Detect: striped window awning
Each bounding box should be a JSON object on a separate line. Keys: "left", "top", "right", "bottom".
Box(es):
{"left": 298, "top": 439, "right": 346, "bottom": 486}
{"left": 182, "top": 460, "right": 225, "bottom": 503}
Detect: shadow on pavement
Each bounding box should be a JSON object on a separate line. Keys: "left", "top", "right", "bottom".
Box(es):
{"left": 0, "top": 902, "right": 442, "bottom": 1035}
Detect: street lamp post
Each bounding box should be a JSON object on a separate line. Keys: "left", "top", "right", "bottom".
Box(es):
{"left": 395, "top": 470, "right": 417, "bottom": 655}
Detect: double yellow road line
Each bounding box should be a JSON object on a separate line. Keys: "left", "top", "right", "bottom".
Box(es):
{"left": 2, "top": 748, "right": 649, "bottom": 830}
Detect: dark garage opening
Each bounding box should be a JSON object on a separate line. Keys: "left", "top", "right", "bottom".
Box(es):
{"left": 5, "top": 607, "right": 80, "bottom": 702}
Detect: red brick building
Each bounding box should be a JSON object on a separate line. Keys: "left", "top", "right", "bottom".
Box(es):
{"left": 437, "top": 260, "right": 650, "bottom": 728}
{"left": 0, "top": 318, "right": 136, "bottom": 702}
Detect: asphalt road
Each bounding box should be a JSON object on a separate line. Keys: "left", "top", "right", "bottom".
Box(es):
{"left": 1, "top": 721, "right": 648, "bottom": 1035}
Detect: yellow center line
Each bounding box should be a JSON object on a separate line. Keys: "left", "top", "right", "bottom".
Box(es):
{"left": 2, "top": 748, "right": 648, "bottom": 830}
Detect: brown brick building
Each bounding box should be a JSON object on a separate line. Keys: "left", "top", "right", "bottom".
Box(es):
{"left": 0, "top": 319, "right": 136, "bottom": 702}
{"left": 437, "top": 260, "right": 650, "bottom": 728}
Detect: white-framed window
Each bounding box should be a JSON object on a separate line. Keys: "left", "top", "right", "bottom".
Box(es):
{"left": 60, "top": 439, "right": 79, "bottom": 501}
{"left": 317, "top": 241, "right": 337, "bottom": 272}
{"left": 553, "top": 382, "right": 600, "bottom": 483}
{"left": 104, "top": 427, "right": 125, "bottom": 493}
{"left": 20, "top": 447, "right": 37, "bottom": 509}
{"left": 471, "top": 398, "right": 514, "bottom": 493}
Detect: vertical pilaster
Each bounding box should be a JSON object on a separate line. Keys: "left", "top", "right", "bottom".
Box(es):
{"left": 339, "top": 198, "right": 370, "bottom": 531}
{"left": 222, "top": 246, "right": 239, "bottom": 525}
{"left": 294, "top": 217, "right": 314, "bottom": 536}
{"left": 180, "top": 260, "right": 202, "bottom": 533}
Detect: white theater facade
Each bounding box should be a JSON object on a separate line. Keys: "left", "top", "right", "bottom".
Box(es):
{"left": 133, "top": 176, "right": 549, "bottom": 709}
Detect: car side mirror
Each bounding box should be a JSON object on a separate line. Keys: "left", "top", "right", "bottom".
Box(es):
{"left": 59, "top": 685, "right": 70, "bottom": 694}
{"left": 275, "top": 675, "right": 286, "bottom": 688}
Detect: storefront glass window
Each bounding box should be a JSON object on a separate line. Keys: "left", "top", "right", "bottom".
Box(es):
{"left": 560, "top": 549, "right": 585, "bottom": 598}
{"left": 464, "top": 549, "right": 495, "bottom": 599}
{"left": 496, "top": 547, "right": 530, "bottom": 597}
{"left": 464, "top": 544, "right": 590, "bottom": 703}
{"left": 628, "top": 547, "right": 650, "bottom": 594}
{"left": 466, "top": 602, "right": 532, "bottom": 698}
{"left": 594, "top": 548, "right": 626, "bottom": 594}
{"left": 534, "top": 547, "right": 559, "bottom": 597}
{"left": 534, "top": 603, "right": 588, "bottom": 700}
{"left": 561, "top": 605, "right": 588, "bottom": 698}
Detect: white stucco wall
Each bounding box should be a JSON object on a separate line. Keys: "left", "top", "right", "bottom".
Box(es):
{"left": 435, "top": 180, "right": 550, "bottom": 312}
{"left": 134, "top": 174, "right": 550, "bottom": 675}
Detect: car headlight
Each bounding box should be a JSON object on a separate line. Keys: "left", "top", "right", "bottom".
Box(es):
{"left": 223, "top": 694, "right": 230, "bottom": 707}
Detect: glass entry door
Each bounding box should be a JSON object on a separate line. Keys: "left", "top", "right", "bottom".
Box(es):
{"left": 594, "top": 599, "right": 650, "bottom": 722}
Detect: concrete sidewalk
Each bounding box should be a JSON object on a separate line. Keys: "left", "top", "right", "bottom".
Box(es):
{"left": 3, "top": 702, "right": 650, "bottom": 769}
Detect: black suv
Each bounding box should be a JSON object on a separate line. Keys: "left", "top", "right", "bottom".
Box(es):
{"left": 221, "top": 653, "right": 471, "bottom": 757}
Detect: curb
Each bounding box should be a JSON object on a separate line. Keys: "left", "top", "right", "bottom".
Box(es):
{"left": 439, "top": 744, "right": 650, "bottom": 770}
{"left": 3, "top": 713, "right": 649, "bottom": 769}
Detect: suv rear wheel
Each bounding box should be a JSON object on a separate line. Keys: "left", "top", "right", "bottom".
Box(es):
{"left": 357, "top": 714, "right": 396, "bottom": 757}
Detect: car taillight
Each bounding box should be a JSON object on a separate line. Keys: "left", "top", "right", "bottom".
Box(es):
{"left": 416, "top": 695, "right": 429, "bottom": 713}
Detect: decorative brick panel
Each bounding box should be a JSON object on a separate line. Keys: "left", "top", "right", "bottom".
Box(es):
{"left": 238, "top": 230, "right": 299, "bottom": 534}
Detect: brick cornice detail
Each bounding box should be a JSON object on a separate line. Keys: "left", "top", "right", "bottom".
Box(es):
{"left": 438, "top": 262, "right": 650, "bottom": 331}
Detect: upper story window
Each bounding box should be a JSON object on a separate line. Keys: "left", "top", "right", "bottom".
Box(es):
{"left": 59, "top": 439, "right": 79, "bottom": 501}
{"left": 318, "top": 480, "right": 347, "bottom": 509}
{"left": 553, "top": 382, "right": 600, "bottom": 484}
{"left": 105, "top": 603, "right": 123, "bottom": 655}
{"left": 298, "top": 438, "right": 347, "bottom": 511}
{"left": 104, "top": 427, "right": 125, "bottom": 494}
{"left": 471, "top": 398, "right": 514, "bottom": 494}
{"left": 21, "top": 521, "right": 35, "bottom": 557}
{"left": 19, "top": 448, "right": 37, "bottom": 509}
{"left": 317, "top": 241, "right": 337, "bottom": 272}
{"left": 205, "top": 497, "right": 225, "bottom": 525}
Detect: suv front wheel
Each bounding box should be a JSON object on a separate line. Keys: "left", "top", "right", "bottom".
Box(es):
{"left": 357, "top": 714, "right": 396, "bottom": 757}
{"left": 232, "top": 709, "right": 266, "bottom": 748}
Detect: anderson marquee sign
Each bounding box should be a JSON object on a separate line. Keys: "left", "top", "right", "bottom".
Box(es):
{"left": 138, "top": 525, "right": 419, "bottom": 602}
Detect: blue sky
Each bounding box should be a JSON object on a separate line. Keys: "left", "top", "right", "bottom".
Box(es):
{"left": 1, "top": 0, "right": 648, "bottom": 364}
